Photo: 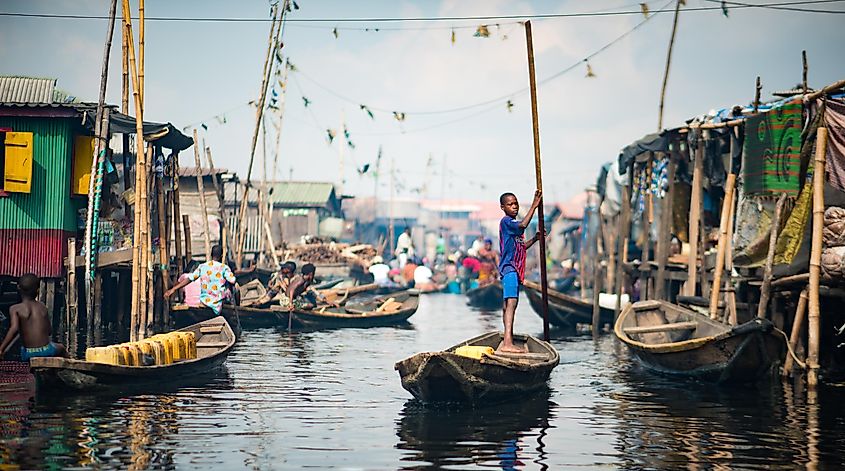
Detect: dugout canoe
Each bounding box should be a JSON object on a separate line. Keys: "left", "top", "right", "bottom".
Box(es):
{"left": 171, "top": 304, "right": 243, "bottom": 338}
{"left": 466, "top": 282, "right": 502, "bottom": 310}
{"left": 291, "top": 291, "right": 420, "bottom": 328}
{"left": 394, "top": 331, "right": 559, "bottom": 403}
{"left": 614, "top": 300, "right": 783, "bottom": 383}
{"left": 523, "top": 280, "right": 616, "bottom": 330}
{"left": 30, "top": 317, "right": 236, "bottom": 392}
{"left": 222, "top": 304, "right": 294, "bottom": 329}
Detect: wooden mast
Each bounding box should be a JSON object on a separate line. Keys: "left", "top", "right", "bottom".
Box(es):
{"left": 524, "top": 21, "right": 550, "bottom": 341}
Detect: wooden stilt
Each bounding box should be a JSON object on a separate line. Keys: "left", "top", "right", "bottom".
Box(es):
{"left": 614, "top": 186, "right": 630, "bottom": 320}
{"left": 710, "top": 172, "right": 737, "bottom": 319}
{"left": 192, "top": 129, "right": 212, "bottom": 260}
{"left": 685, "top": 137, "right": 704, "bottom": 296}
{"left": 757, "top": 193, "right": 788, "bottom": 319}
{"left": 93, "top": 273, "right": 102, "bottom": 340}
{"left": 807, "top": 127, "right": 828, "bottom": 388}
{"left": 172, "top": 152, "right": 184, "bottom": 273}
{"left": 782, "top": 287, "right": 808, "bottom": 379}
{"left": 183, "top": 214, "right": 193, "bottom": 263}
{"left": 655, "top": 153, "right": 675, "bottom": 300}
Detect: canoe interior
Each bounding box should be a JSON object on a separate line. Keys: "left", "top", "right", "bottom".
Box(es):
{"left": 29, "top": 317, "right": 236, "bottom": 391}
{"left": 616, "top": 300, "right": 729, "bottom": 347}
{"left": 466, "top": 282, "right": 502, "bottom": 309}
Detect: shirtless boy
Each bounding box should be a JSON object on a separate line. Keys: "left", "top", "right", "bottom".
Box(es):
{"left": 498, "top": 190, "right": 543, "bottom": 353}
{"left": 0, "top": 273, "right": 67, "bottom": 360}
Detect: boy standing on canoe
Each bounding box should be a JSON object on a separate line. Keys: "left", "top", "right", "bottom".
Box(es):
{"left": 498, "top": 190, "right": 543, "bottom": 353}
{"left": 0, "top": 273, "right": 67, "bottom": 360}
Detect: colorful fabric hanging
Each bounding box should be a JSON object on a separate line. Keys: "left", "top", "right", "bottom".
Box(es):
{"left": 741, "top": 99, "right": 802, "bottom": 197}
{"left": 823, "top": 98, "right": 845, "bottom": 191}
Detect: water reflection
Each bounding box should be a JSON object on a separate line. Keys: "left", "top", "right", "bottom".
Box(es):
{"left": 396, "top": 391, "right": 555, "bottom": 470}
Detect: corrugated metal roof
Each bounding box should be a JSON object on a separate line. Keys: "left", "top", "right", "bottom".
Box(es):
{"left": 0, "top": 229, "right": 68, "bottom": 278}
{"left": 0, "top": 77, "right": 57, "bottom": 104}
{"left": 268, "top": 181, "right": 335, "bottom": 207}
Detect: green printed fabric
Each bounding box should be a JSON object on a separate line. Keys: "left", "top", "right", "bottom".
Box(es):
{"left": 742, "top": 100, "right": 803, "bottom": 197}
{"left": 774, "top": 180, "right": 812, "bottom": 266}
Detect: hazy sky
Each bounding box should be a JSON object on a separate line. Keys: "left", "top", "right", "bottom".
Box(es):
{"left": 2, "top": 0, "right": 844, "bottom": 204}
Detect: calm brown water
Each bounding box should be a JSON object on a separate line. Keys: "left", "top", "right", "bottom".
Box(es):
{"left": 2, "top": 293, "right": 845, "bottom": 469}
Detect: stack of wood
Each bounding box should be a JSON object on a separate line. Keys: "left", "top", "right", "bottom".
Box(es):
{"left": 376, "top": 297, "right": 403, "bottom": 313}
{"left": 282, "top": 243, "right": 377, "bottom": 265}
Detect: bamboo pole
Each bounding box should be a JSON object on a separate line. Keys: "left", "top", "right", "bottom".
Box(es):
{"left": 138, "top": 0, "right": 144, "bottom": 109}
{"left": 524, "top": 21, "right": 551, "bottom": 342}
{"left": 66, "top": 238, "right": 78, "bottom": 353}
{"left": 172, "top": 152, "right": 184, "bottom": 273}
{"left": 802, "top": 50, "right": 808, "bottom": 94}
{"left": 236, "top": 5, "right": 282, "bottom": 267}
{"left": 614, "top": 186, "right": 630, "bottom": 320}
{"left": 756, "top": 193, "right": 788, "bottom": 319}
{"left": 657, "top": 0, "right": 682, "bottom": 131}
{"left": 591, "top": 202, "right": 603, "bottom": 337}
{"left": 808, "top": 126, "right": 828, "bottom": 388}
{"left": 138, "top": 143, "right": 153, "bottom": 340}
{"left": 203, "top": 144, "right": 230, "bottom": 255}
{"left": 753, "top": 76, "right": 762, "bottom": 113}
{"left": 82, "top": 0, "right": 117, "bottom": 326}
{"left": 655, "top": 154, "right": 675, "bottom": 300}
{"left": 685, "top": 137, "right": 704, "bottom": 296}
{"left": 709, "top": 173, "right": 737, "bottom": 319}
{"left": 183, "top": 214, "right": 193, "bottom": 262}
{"left": 192, "top": 129, "right": 212, "bottom": 260}
{"left": 155, "top": 157, "right": 170, "bottom": 295}
{"left": 122, "top": 0, "right": 146, "bottom": 342}
{"left": 783, "top": 287, "right": 808, "bottom": 379}
{"left": 724, "top": 189, "right": 738, "bottom": 325}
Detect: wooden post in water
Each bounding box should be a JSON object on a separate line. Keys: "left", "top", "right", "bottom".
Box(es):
{"left": 172, "top": 152, "right": 184, "bottom": 273}
{"left": 808, "top": 127, "right": 828, "bottom": 388}
{"left": 757, "top": 193, "right": 787, "bottom": 319}
{"left": 66, "top": 238, "right": 78, "bottom": 351}
{"left": 122, "top": 0, "right": 146, "bottom": 342}
{"left": 685, "top": 137, "right": 704, "bottom": 296}
{"left": 655, "top": 153, "right": 675, "bottom": 300}
{"left": 614, "top": 186, "right": 630, "bottom": 320}
{"left": 524, "top": 21, "right": 550, "bottom": 341}
{"left": 183, "top": 214, "right": 193, "bottom": 263}
{"left": 709, "top": 165, "right": 738, "bottom": 319}
{"left": 192, "top": 129, "right": 212, "bottom": 260}
{"left": 783, "top": 287, "right": 808, "bottom": 379}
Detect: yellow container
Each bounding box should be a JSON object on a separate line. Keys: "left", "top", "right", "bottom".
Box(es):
{"left": 137, "top": 340, "right": 159, "bottom": 366}
{"left": 175, "top": 332, "right": 197, "bottom": 360}
{"left": 150, "top": 334, "right": 176, "bottom": 364}
{"left": 124, "top": 343, "right": 143, "bottom": 366}
{"left": 85, "top": 345, "right": 126, "bottom": 366}
{"left": 117, "top": 345, "right": 133, "bottom": 366}
{"left": 454, "top": 345, "right": 494, "bottom": 360}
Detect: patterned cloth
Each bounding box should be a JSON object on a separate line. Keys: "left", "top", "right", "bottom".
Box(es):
{"left": 742, "top": 99, "right": 803, "bottom": 197}
{"left": 187, "top": 260, "right": 236, "bottom": 314}
{"left": 824, "top": 98, "right": 845, "bottom": 192}
{"left": 499, "top": 217, "right": 527, "bottom": 283}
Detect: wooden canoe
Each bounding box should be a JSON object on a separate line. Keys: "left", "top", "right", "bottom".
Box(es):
{"left": 171, "top": 304, "right": 243, "bottom": 338}
{"left": 466, "top": 282, "right": 502, "bottom": 310}
{"left": 30, "top": 317, "right": 236, "bottom": 392}
{"left": 523, "top": 280, "right": 615, "bottom": 330}
{"left": 292, "top": 291, "right": 420, "bottom": 328}
{"left": 614, "top": 300, "right": 783, "bottom": 383}
{"left": 222, "top": 304, "right": 294, "bottom": 329}
{"left": 394, "top": 331, "right": 559, "bottom": 403}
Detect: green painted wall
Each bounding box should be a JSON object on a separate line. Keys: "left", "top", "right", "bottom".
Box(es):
{"left": 0, "top": 116, "right": 83, "bottom": 232}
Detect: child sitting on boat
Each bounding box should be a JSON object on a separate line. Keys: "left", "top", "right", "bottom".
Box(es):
{"left": 165, "top": 244, "right": 237, "bottom": 315}
{"left": 498, "top": 190, "right": 543, "bottom": 353}
{"left": 287, "top": 264, "right": 335, "bottom": 310}
{"left": 0, "top": 273, "right": 67, "bottom": 360}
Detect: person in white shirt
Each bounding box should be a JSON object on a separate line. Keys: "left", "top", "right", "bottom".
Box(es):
{"left": 395, "top": 227, "right": 414, "bottom": 268}
{"left": 368, "top": 256, "right": 391, "bottom": 286}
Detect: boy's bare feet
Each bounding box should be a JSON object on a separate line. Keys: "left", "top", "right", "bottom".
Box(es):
{"left": 497, "top": 343, "right": 528, "bottom": 354}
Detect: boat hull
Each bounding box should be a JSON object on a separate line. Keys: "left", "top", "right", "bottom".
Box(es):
{"left": 223, "top": 305, "right": 294, "bottom": 329}
{"left": 292, "top": 292, "right": 420, "bottom": 329}
{"left": 173, "top": 305, "right": 243, "bottom": 338}
{"left": 466, "top": 282, "right": 502, "bottom": 310}
{"left": 615, "top": 301, "right": 784, "bottom": 383}
{"left": 523, "top": 281, "right": 615, "bottom": 329}
{"left": 31, "top": 317, "right": 236, "bottom": 392}
{"left": 395, "top": 332, "right": 559, "bottom": 404}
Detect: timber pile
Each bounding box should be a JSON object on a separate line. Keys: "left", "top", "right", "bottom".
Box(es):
{"left": 283, "top": 243, "right": 377, "bottom": 265}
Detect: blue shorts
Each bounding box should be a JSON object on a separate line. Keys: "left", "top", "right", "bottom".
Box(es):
{"left": 502, "top": 272, "right": 520, "bottom": 299}
{"left": 21, "top": 342, "right": 59, "bottom": 361}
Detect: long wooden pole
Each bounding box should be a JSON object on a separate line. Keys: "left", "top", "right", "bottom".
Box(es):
{"left": 685, "top": 137, "right": 704, "bottom": 296}
{"left": 139, "top": 143, "right": 152, "bottom": 339}
{"left": 172, "top": 152, "right": 184, "bottom": 273}
{"left": 122, "top": 0, "right": 145, "bottom": 342}
{"left": 808, "top": 126, "right": 828, "bottom": 388}
{"left": 183, "top": 214, "right": 193, "bottom": 262}
{"left": 655, "top": 154, "right": 675, "bottom": 300}
{"left": 756, "top": 193, "right": 787, "bottom": 319}
{"left": 138, "top": 0, "right": 145, "bottom": 109}
{"left": 192, "top": 129, "right": 212, "bottom": 260}
{"left": 524, "top": 21, "right": 550, "bottom": 342}
{"left": 614, "top": 185, "right": 630, "bottom": 320}
{"left": 237, "top": 5, "right": 282, "bottom": 267}
{"left": 657, "top": 0, "right": 682, "bottom": 131}
{"left": 709, "top": 172, "right": 737, "bottom": 319}
{"left": 204, "top": 144, "right": 232, "bottom": 261}
{"left": 82, "top": 0, "right": 117, "bottom": 327}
